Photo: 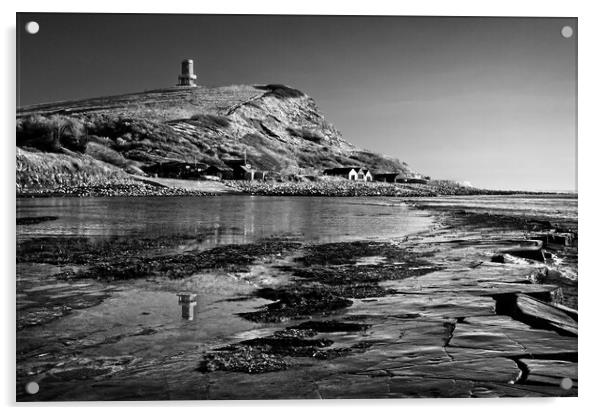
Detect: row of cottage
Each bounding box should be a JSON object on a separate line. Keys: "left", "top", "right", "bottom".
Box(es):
{"left": 323, "top": 167, "right": 429, "bottom": 184}
{"left": 144, "top": 160, "right": 429, "bottom": 184}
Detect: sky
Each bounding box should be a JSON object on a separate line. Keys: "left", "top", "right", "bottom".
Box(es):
{"left": 16, "top": 14, "right": 577, "bottom": 191}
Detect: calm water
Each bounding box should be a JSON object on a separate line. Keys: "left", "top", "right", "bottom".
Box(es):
{"left": 16, "top": 195, "right": 433, "bottom": 247}
{"left": 16, "top": 194, "right": 578, "bottom": 246}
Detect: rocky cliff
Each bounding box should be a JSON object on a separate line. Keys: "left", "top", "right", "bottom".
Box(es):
{"left": 17, "top": 84, "right": 416, "bottom": 190}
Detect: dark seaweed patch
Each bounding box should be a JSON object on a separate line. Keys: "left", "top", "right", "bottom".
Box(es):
{"left": 297, "top": 241, "right": 415, "bottom": 266}
{"left": 288, "top": 320, "right": 370, "bottom": 333}
{"left": 198, "top": 328, "right": 371, "bottom": 373}
{"left": 18, "top": 236, "right": 301, "bottom": 281}
{"left": 17, "top": 216, "right": 58, "bottom": 225}
{"left": 239, "top": 287, "right": 353, "bottom": 323}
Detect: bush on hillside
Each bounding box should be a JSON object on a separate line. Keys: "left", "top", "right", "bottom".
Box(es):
{"left": 17, "top": 115, "right": 88, "bottom": 153}
{"left": 84, "top": 114, "right": 130, "bottom": 138}
{"left": 256, "top": 84, "right": 305, "bottom": 99}
{"left": 85, "top": 142, "right": 129, "bottom": 168}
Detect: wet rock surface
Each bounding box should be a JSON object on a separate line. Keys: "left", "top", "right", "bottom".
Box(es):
{"left": 187, "top": 209, "right": 577, "bottom": 397}
{"left": 16, "top": 202, "right": 578, "bottom": 400}
{"left": 16, "top": 264, "right": 115, "bottom": 332}
{"left": 518, "top": 359, "right": 577, "bottom": 387}
{"left": 237, "top": 242, "right": 438, "bottom": 323}
{"left": 288, "top": 320, "right": 370, "bottom": 333}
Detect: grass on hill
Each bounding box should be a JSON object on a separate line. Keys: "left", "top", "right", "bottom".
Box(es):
{"left": 16, "top": 147, "right": 133, "bottom": 191}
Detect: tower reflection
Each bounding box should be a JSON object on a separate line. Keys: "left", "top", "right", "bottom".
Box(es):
{"left": 177, "top": 293, "right": 197, "bottom": 320}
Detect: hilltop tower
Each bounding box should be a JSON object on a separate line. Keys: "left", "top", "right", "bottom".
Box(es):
{"left": 177, "top": 59, "right": 197, "bottom": 87}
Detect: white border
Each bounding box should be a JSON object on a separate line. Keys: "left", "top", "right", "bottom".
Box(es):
{"left": 2, "top": 1, "right": 600, "bottom": 414}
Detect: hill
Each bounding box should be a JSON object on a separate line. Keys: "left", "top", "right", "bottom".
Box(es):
{"left": 16, "top": 84, "right": 417, "bottom": 192}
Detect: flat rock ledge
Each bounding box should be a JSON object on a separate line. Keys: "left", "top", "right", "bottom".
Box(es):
{"left": 196, "top": 212, "right": 577, "bottom": 399}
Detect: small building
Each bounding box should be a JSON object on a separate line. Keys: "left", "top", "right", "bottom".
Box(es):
{"left": 239, "top": 165, "right": 255, "bottom": 180}
{"left": 404, "top": 177, "right": 429, "bottom": 184}
{"left": 254, "top": 171, "right": 268, "bottom": 181}
{"left": 143, "top": 161, "right": 206, "bottom": 180}
{"left": 324, "top": 167, "right": 373, "bottom": 181}
{"left": 395, "top": 173, "right": 429, "bottom": 184}
{"left": 265, "top": 171, "right": 285, "bottom": 182}
{"left": 373, "top": 171, "right": 429, "bottom": 184}
{"left": 200, "top": 165, "right": 233, "bottom": 179}
{"left": 358, "top": 168, "right": 373, "bottom": 182}
{"left": 323, "top": 167, "right": 359, "bottom": 181}
{"left": 223, "top": 159, "right": 265, "bottom": 180}
{"left": 373, "top": 172, "right": 399, "bottom": 183}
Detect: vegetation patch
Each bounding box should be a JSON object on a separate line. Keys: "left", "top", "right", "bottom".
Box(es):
{"left": 16, "top": 148, "right": 133, "bottom": 193}
{"left": 85, "top": 142, "right": 129, "bottom": 168}
{"left": 256, "top": 84, "right": 305, "bottom": 99}
{"left": 17, "top": 115, "right": 88, "bottom": 153}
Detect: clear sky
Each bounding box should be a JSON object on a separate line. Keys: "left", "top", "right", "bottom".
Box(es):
{"left": 17, "top": 14, "right": 577, "bottom": 191}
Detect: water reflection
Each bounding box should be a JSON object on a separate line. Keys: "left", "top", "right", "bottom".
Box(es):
{"left": 16, "top": 196, "right": 432, "bottom": 248}
{"left": 177, "top": 293, "right": 197, "bottom": 321}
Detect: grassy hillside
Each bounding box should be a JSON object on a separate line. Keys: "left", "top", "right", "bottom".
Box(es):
{"left": 17, "top": 84, "right": 417, "bottom": 190}
{"left": 16, "top": 147, "right": 134, "bottom": 191}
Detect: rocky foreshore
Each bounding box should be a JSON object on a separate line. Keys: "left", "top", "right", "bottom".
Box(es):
{"left": 17, "top": 176, "right": 557, "bottom": 198}
{"left": 17, "top": 204, "right": 578, "bottom": 400}
{"left": 225, "top": 180, "right": 523, "bottom": 197}
{"left": 17, "top": 179, "right": 527, "bottom": 198}
{"left": 16, "top": 183, "right": 216, "bottom": 198}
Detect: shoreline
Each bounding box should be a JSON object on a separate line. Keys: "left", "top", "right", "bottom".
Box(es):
{"left": 16, "top": 180, "right": 576, "bottom": 198}
{"left": 16, "top": 202, "right": 577, "bottom": 400}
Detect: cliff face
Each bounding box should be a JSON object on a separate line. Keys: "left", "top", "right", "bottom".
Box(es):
{"left": 17, "top": 84, "right": 415, "bottom": 189}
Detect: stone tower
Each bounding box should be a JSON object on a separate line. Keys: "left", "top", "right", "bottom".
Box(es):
{"left": 177, "top": 59, "right": 197, "bottom": 87}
